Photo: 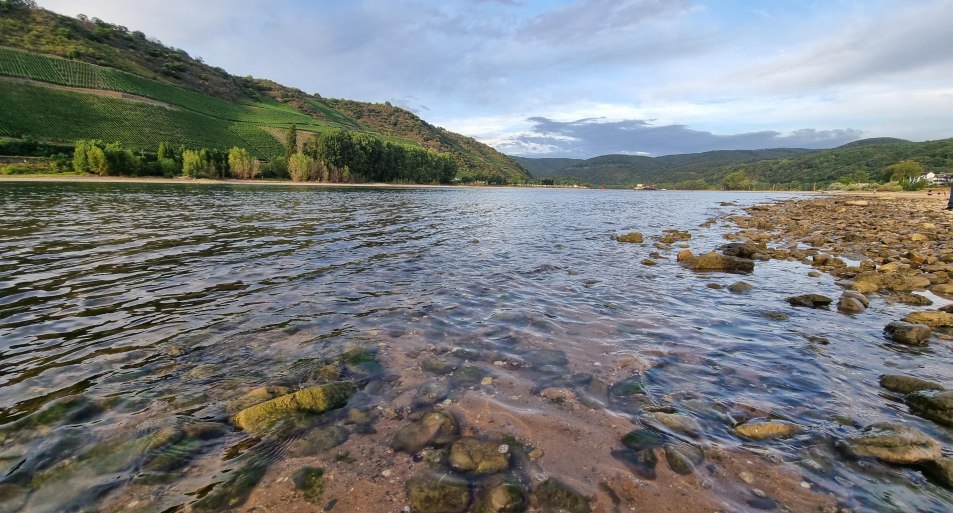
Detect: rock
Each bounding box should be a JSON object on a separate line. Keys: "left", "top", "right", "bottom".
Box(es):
{"left": 932, "top": 283, "right": 953, "bottom": 295}
{"left": 289, "top": 424, "right": 349, "bottom": 456}
{"left": 837, "top": 297, "right": 866, "bottom": 313}
{"left": 422, "top": 355, "right": 464, "bottom": 375}
{"left": 841, "top": 290, "right": 869, "bottom": 307}
{"left": 414, "top": 382, "right": 451, "bottom": 408}
{"left": 681, "top": 252, "right": 754, "bottom": 273}
{"left": 922, "top": 457, "right": 953, "bottom": 490}
{"left": 887, "top": 293, "right": 933, "bottom": 306}
{"left": 839, "top": 423, "right": 940, "bottom": 464}
{"left": 720, "top": 243, "right": 762, "bottom": 259}
{"left": 227, "top": 386, "right": 292, "bottom": 414}
{"left": 193, "top": 457, "right": 267, "bottom": 511}
{"left": 707, "top": 283, "right": 723, "bottom": 289}
{"left": 232, "top": 382, "right": 356, "bottom": 434}
{"left": 879, "top": 375, "right": 944, "bottom": 395}
{"left": 663, "top": 443, "right": 703, "bottom": 475}
{"left": 535, "top": 479, "right": 591, "bottom": 513}
{"left": 643, "top": 412, "right": 703, "bottom": 436}
{"left": 611, "top": 448, "right": 658, "bottom": 480}
{"left": 850, "top": 271, "right": 931, "bottom": 294}
{"left": 660, "top": 230, "right": 692, "bottom": 244}
{"left": 676, "top": 250, "right": 693, "bottom": 262}
{"left": 883, "top": 321, "right": 932, "bottom": 345}
{"left": 609, "top": 377, "right": 646, "bottom": 397}
{"left": 845, "top": 200, "right": 869, "bottom": 206}
{"left": 728, "top": 281, "right": 753, "bottom": 294}
{"left": 786, "top": 294, "right": 833, "bottom": 308}
{"left": 614, "top": 232, "right": 643, "bottom": 243}
{"left": 448, "top": 437, "right": 510, "bottom": 474}
{"left": 407, "top": 472, "right": 471, "bottom": 513}
{"left": 641, "top": 259, "right": 656, "bottom": 266}
{"left": 621, "top": 429, "right": 666, "bottom": 450}
{"left": 539, "top": 388, "right": 577, "bottom": 405}
{"left": 293, "top": 467, "right": 325, "bottom": 504}
{"left": 904, "top": 311, "right": 953, "bottom": 328}
{"left": 451, "top": 365, "right": 488, "bottom": 387}
{"left": 733, "top": 420, "right": 802, "bottom": 441}
{"left": 905, "top": 390, "right": 953, "bottom": 427}
{"left": 391, "top": 411, "right": 460, "bottom": 453}
{"left": 473, "top": 480, "right": 527, "bottom": 513}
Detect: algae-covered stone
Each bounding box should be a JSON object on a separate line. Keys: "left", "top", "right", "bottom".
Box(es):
{"left": 643, "top": 412, "right": 703, "bottom": 436}
{"left": 905, "top": 390, "right": 953, "bottom": 427}
{"left": 611, "top": 448, "right": 658, "bottom": 480}
{"left": 904, "top": 311, "right": 953, "bottom": 328}
{"left": 729, "top": 281, "right": 753, "bottom": 294}
{"left": 884, "top": 321, "right": 932, "bottom": 345}
{"left": 448, "top": 437, "right": 510, "bottom": 475}
{"left": 193, "top": 457, "right": 268, "bottom": 511}
{"left": 620, "top": 429, "right": 665, "bottom": 450}
{"left": 289, "top": 424, "right": 349, "bottom": 456}
{"left": 663, "top": 443, "right": 703, "bottom": 475}
{"left": 733, "top": 420, "right": 801, "bottom": 441}
{"left": 407, "top": 472, "right": 471, "bottom": 513}
{"left": 451, "top": 365, "right": 487, "bottom": 387}
{"left": 614, "top": 232, "right": 643, "bottom": 243}
{"left": 392, "top": 411, "right": 460, "bottom": 454}
{"left": 786, "top": 294, "right": 833, "bottom": 308}
{"left": 535, "top": 479, "right": 591, "bottom": 513}
{"left": 226, "top": 386, "right": 292, "bottom": 414}
{"left": 923, "top": 457, "right": 953, "bottom": 489}
{"left": 473, "top": 480, "right": 527, "bottom": 513}
{"left": 839, "top": 423, "right": 940, "bottom": 464}
{"left": 414, "top": 382, "right": 451, "bottom": 408}
{"left": 232, "top": 381, "right": 356, "bottom": 434}
{"left": 680, "top": 252, "right": 754, "bottom": 273}
{"left": 293, "top": 467, "right": 325, "bottom": 504}
{"left": 609, "top": 377, "right": 646, "bottom": 397}
{"left": 879, "top": 375, "right": 944, "bottom": 395}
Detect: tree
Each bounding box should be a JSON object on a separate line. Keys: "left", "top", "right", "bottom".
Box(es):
{"left": 87, "top": 146, "right": 108, "bottom": 175}
{"left": 285, "top": 124, "right": 298, "bottom": 159}
{"left": 288, "top": 153, "right": 316, "bottom": 182}
{"left": 228, "top": 147, "right": 260, "bottom": 180}
{"left": 72, "top": 140, "right": 91, "bottom": 172}
{"left": 182, "top": 149, "right": 211, "bottom": 178}
{"left": 722, "top": 170, "right": 751, "bottom": 190}
{"left": 885, "top": 160, "right": 925, "bottom": 183}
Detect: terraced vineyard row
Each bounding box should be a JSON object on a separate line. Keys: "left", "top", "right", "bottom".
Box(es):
{"left": 0, "top": 81, "right": 284, "bottom": 157}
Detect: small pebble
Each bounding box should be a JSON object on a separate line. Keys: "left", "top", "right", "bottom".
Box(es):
{"left": 752, "top": 488, "right": 766, "bottom": 498}
{"left": 800, "top": 481, "right": 811, "bottom": 489}
{"left": 481, "top": 376, "right": 493, "bottom": 386}
{"left": 382, "top": 469, "right": 393, "bottom": 477}
{"left": 739, "top": 471, "right": 755, "bottom": 484}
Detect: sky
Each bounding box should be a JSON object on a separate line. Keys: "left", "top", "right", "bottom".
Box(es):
{"left": 39, "top": 0, "right": 953, "bottom": 158}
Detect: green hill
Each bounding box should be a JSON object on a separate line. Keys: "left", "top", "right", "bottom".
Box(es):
{"left": 0, "top": 2, "right": 529, "bottom": 182}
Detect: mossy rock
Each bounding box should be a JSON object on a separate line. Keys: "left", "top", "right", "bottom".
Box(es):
{"left": 680, "top": 252, "right": 754, "bottom": 273}
{"left": 232, "top": 381, "right": 356, "bottom": 435}
{"left": 609, "top": 377, "right": 646, "bottom": 397}
{"left": 289, "top": 424, "right": 349, "bottom": 456}
{"left": 451, "top": 366, "right": 487, "bottom": 387}
{"left": 473, "top": 479, "right": 527, "bottom": 513}
{"left": 614, "top": 232, "right": 643, "bottom": 243}
{"left": 449, "top": 437, "right": 510, "bottom": 475}
{"left": 392, "top": 411, "right": 460, "bottom": 454}
{"left": 535, "top": 479, "right": 591, "bottom": 513}
{"left": 293, "top": 467, "right": 325, "bottom": 504}
{"left": 192, "top": 458, "right": 268, "bottom": 511}
{"left": 620, "top": 429, "right": 665, "bottom": 450}
{"left": 407, "top": 472, "right": 471, "bottom": 513}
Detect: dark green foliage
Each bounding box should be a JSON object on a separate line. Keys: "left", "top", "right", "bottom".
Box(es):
{"left": 285, "top": 123, "right": 297, "bottom": 158}
{"left": 72, "top": 139, "right": 138, "bottom": 175}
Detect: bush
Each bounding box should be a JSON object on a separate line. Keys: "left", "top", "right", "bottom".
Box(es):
{"left": 1, "top": 164, "right": 34, "bottom": 175}
{"left": 901, "top": 178, "right": 928, "bottom": 191}
{"left": 876, "top": 182, "right": 903, "bottom": 192}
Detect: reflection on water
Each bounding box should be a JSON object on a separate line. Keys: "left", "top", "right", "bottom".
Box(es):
{"left": 0, "top": 182, "right": 951, "bottom": 512}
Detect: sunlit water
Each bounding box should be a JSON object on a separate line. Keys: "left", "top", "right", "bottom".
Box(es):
{"left": 0, "top": 183, "right": 951, "bottom": 512}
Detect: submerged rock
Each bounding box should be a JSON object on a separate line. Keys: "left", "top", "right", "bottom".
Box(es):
{"left": 904, "top": 311, "right": 953, "bottom": 328}
{"left": 449, "top": 437, "right": 510, "bottom": 475}
{"left": 887, "top": 293, "right": 933, "bottom": 306}
{"left": 451, "top": 365, "right": 488, "bottom": 387}
{"left": 535, "top": 479, "right": 591, "bottom": 513}
{"left": 289, "top": 424, "right": 349, "bottom": 456}
{"left": 680, "top": 252, "right": 754, "bottom": 273}
{"left": 391, "top": 411, "right": 460, "bottom": 453}
{"left": 879, "top": 375, "right": 944, "bottom": 395}
{"left": 905, "top": 390, "right": 953, "bottom": 427}
{"left": 193, "top": 457, "right": 268, "bottom": 511}
{"left": 839, "top": 423, "right": 940, "bottom": 464}
{"left": 422, "top": 355, "right": 464, "bottom": 375}
{"left": 883, "top": 321, "right": 932, "bottom": 346}
{"left": 473, "top": 480, "right": 528, "bottom": 513}
{"left": 407, "top": 472, "right": 471, "bottom": 513}
{"left": 611, "top": 448, "right": 658, "bottom": 480}
{"left": 613, "top": 232, "right": 643, "bottom": 243}
{"left": 733, "top": 420, "right": 802, "bottom": 441}
{"left": 728, "top": 281, "right": 753, "bottom": 294}
{"left": 232, "top": 381, "right": 356, "bottom": 434}
{"left": 293, "top": 467, "right": 325, "bottom": 504}
{"left": 621, "top": 429, "right": 666, "bottom": 450}
{"left": 786, "top": 294, "right": 833, "bottom": 308}
{"left": 414, "top": 382, "right": 451, "bottom": 408}
{"left": 923, "top": 457, "right": 953, "bottom": 490}
{"left": 663, "top": 443, "right": 703, "bottom": 475}
{"left": 643, "top": 412, "right": 703, "bottom": 437}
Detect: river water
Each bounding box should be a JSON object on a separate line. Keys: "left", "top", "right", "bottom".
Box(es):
{"left": 0, "top": 182, "right": 951, "bottom": 513}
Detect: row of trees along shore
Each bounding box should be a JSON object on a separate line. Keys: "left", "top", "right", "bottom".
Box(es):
{"left": 68, "top": 125, "right": 458, "bottom": 183}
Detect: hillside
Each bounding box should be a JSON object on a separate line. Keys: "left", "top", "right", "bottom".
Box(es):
{"left": 0, "top": 2, "right": 529, "bottom": 182}
{"left": 517, "top": 148, "right": 815, "bottom": 187}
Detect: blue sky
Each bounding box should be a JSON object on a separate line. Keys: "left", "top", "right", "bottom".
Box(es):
{"left": 40, "top": 0, "right": 953, "bottom": 158}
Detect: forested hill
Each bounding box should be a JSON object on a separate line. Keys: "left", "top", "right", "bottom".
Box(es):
{"left": 513, "top": 138, "right": 953, "bottom": 189}
{"left": 0, "top": 1, "right": 529, "bottom": 183}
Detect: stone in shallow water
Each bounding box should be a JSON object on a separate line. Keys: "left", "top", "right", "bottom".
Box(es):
{"left": 391, "top": 411, "right": 460, "bottom": 454}
{"left": 407, "top": 472, "right": 471, "bottom": 513}
{"left": 609, "top": 377, "right": 646, "bottom": 397}
{"left": 293, "top": 467, "right": 325, "bottom": 504}
{"left": 643, "top": 412, "right": 702, "bottom": 436}
{"left": 887, "top": 293, "right": 933, "bottom": 307}
{"left": 923, "top": 457, "right": 953, "bottom": 490}
{"left": 422, "top": 355, "right": 464, "bottom": 375}
{"left": 414, "top": 382, "right": 451, "bottom": 408}
{"left": 883, "top": 321, "right": 932, "bottom": 345}
{"left": 448, "top": 437, "right": 510, "bottom": 475}
{"left": 451, "top": 365, "right": 488, "bottom": 387}
{"left": 232, "top": 381, "right": 356, "bottom": 435}
{"left": 613, "top": 232, "right": 643, "bottom": 243}
{"left": 289, "top": 424, "right": 349, "bottom": 456}
{"left": 905, "top": 390, "right": 953, "bottom": 427}
{"left": 663, "top": 443, "right": 703, "bottom": 475}
{"left": 472, "top": 479, "right": 527, "bottom": 513}
{"left": 680, "top": 252, "right": 754, "bottom": 273}
{"left": 904, "top": 311, "right": 953, "bottom": 328}
{"left": 879, "top": 375, "right": 944, "bottom": 395}
{"left": 535, "top": 479, "right": 591, "bottom": 513}
{"left": 621, "top": 429, "right": 666, "bottom": 450}
{"left": 838, "top": 422, "right": 940, "bottom": 464}
{"left": 786, "top": 294, "right": 833, "bottom": 308}
{"left": 728, "top": 281, "right": 753, "bottom": 293}
{"left": 193, "top": 457, "right": 268, "bottom": 511}
{"left": 733, "top": 420, "right": 802, "bottom": 441}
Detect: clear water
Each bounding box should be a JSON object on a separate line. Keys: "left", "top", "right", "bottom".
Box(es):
{"left": 0, "top": 182, "right": 951, "bottom": 512}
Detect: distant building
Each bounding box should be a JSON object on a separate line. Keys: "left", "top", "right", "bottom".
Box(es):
{"left": 928, "top": 173, "right": 953, "bottom": 185}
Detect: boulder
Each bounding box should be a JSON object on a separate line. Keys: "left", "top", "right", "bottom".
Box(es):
{"left": 643, "top": 412, "right": 703, "bottom": 436}
{"left": 839, "top": 423, "right": 940, "bottom": 464}
{"left": 392, "top": 411, "right": 460, "bottom": 453}
{"left": 904, "top": 311, "right": 953, "bottom": 328}
{"left": 680, "top": 252, "right": 754, "bottom": 273}
{"left": 232, "top": 382, "right": 356, "bottom": 434}
{"left": 676, "top": 250, "right": 693, "bottom": 262}
{"left": 535, "top": 479, "right": 591, "bottom": 513}
{"left": 407, "top": 473, "right": 471, "bottom": 513}
{"left": 786, "top": 294, "right": 833, "bottom": 308}
{"left": 472, "top": 480, "right": 527, "bottom": 513}
{"left": 728, "top": 281, "right": 753, "bottom": 294}
{"left": 720, "top": 243, "right": 762, "bottom": 259}
{"left": 663, "top": 443, "right": 703, "bottom": 475}
{"left": 923, "top": 457, "right": 953, "bottom": 490}
{"left": 932, "top": 283, "right": 953, "bottom": 296}
{"left": 905, "top": 390, "right": 953, "bottom": 427}
{"left": 733, "top": 420, "right": 802, "bottom": 441}
{"left": 879, "top": 375, "right": 944, "bottom": 395}
{"left": 448, "top": 437, "right": 510, "bottom": 475}
{"left": 614, "top": 232, "right": 643, "bottom": 243}
{"left": 883, "top": 321, "right": 932, "bottom": 345}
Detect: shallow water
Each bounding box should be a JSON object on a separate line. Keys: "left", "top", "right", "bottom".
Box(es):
{"left": 0, "top": 182, "right": 951, "bottom": 512}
